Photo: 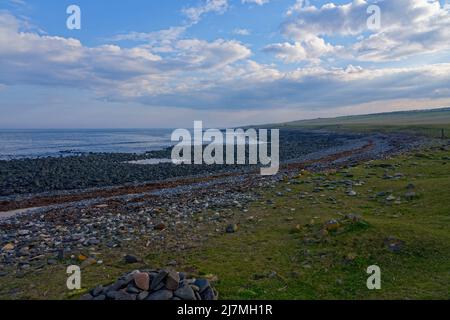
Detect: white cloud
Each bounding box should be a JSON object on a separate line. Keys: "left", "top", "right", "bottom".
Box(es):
{"left": 182, "top": 0, "right": 229, "bottom": 24}
{"left": 1, "top": 10, "right": 450, "bottom": 119}
{"left": 264, "top": 36, "right": 337, "bottom": 63}
{"left": 233, "top": 28, "right": 251, "bottom": 36}
{"left": 0, "top": 13, "right": 254, "bottom": 98}
{"left": 111, "top": 26, "right": 186, "bottom": 43}
{"left": 242, "top": 0, "right": 270, "bottom": 5}
{"left": 278, "top": 0, "right": 450, "bottom": 62}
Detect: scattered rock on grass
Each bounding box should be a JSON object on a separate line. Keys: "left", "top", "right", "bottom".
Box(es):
{"left": 226, "top": 224, "right": 238, "bottom": 233}
{"left": 124, "top": 255, "right": 139, "bottom": 264}
{"left": 384, "top": 236, "right": 405, "bottom": 253}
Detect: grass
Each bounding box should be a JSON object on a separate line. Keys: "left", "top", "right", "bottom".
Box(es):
{"left": 168, "top": 146, "right": 450, "bottom": 299}
{"left": 1, "top": 144, "right": 450, "bottom": 300}
{"left": 258, "top": 107, "right": 450, "bottom": 138}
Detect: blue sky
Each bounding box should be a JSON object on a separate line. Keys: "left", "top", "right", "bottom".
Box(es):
{"left": 1, "top": 0, "right": 450, "bottom": 128}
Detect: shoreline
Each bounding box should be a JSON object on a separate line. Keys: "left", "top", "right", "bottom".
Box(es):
{"left": 0, "top": 129, "right": 444, "bottom": 299}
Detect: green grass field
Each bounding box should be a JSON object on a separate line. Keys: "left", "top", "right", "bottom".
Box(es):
{"left": 1, "top": 143, "right": 449, "bottom": 300}
{"left": 261, "top": 107, "right": 450, "bottom": 138}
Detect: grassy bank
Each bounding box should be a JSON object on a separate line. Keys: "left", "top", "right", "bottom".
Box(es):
{"left": 1, "top": 144, "right": 450, "bottom": 300}
{"left": 264, "top": 107, "right": 450, "bottom": 139}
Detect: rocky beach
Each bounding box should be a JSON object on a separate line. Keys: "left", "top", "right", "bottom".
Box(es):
{"left": 0, "top": 129, "right": 437, "bottom": 298}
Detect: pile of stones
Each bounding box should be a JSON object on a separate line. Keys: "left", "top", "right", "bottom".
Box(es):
{"left": 81, "top": 269, "right": 218, "bottom": 301}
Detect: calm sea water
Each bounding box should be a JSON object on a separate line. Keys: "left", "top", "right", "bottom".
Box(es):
{"left": 0, "top": 129, "right": 174, "bottom": 160}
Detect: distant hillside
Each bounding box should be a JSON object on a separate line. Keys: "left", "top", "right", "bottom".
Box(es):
{"left": 279, "top": 107, "right": 450, "bottom": 127}
{"left": 261, "top": 107, "right": 450, "bottom": 138}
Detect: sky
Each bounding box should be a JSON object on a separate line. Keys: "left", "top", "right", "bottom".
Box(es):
{"left": 0, "top": 0, "right": 450, "bottom": 128}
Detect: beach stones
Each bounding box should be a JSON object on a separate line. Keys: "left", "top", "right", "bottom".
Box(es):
{"left": 83, "top": 269, "right": 218, "bottom": 301}
{"left": 133, "top": 272, "right": 150, "bottom": 291}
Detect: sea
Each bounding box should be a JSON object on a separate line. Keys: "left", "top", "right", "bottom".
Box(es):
{"left": 0, "top": 129, "right": 175, "bottom": 160}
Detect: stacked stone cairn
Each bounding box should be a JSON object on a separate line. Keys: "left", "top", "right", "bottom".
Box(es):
{"left": 81, "top": 269, "right": 218, "bottom": 301}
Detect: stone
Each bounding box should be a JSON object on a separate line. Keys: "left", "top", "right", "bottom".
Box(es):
{"left": 167, "top": 260, "right": 178, "bottom": 266}
{"left": 124, "top": 255, "right": 139, "bottom": 264}
{"left": 78, "top": 254, "right": 87, "bottom": 261}
{"left": 154, "top": 223, "right": 167, "bottom": 231}
{"left": 127, "top": 284, "right": 141, "bottom": 294}
{"left": 106, "top": 290, "right": 135, "bottom": 300}
{"left": 384, "top": 236, "right": 405, "bottom": 253}
{"left": 47, "top": 259, "right": 57, "bottom": 265}
{"left": 2, "top": 243, "right": 15, "bottom": 251}
{"left": 346, "top": 190, "right": 357, "bottom": 197}
{"left": 133, "top": 272, "right": 150, "bottom": 291}
{"left": 17, "top": 247, "right": 30, "bottom": 257}
{"left": 106, "top": 291, "right": 119, "bottom": 299}
{"left": 114, "top": 291, "right": 135, "bottom": 301}
{"left": 193, "top": 279, "right": 210, "bottom": 293}
{"left": 17, "top": 230, "right": 30, "bottom": 236}
{"left": 122, "top": 270, "right": 140, "bottom": 284}
{"left": 324, "top": 220, "right": 340, "bottom": 232}
{"left": 200, "top": 286, "right": 217, "bottom": 300}
{"left": 91, "top": 285, "right": 104, "bottom": 297}
{"left": 165, "top": 271, "right": 180, "bottom": 290}
{"left": 147, "top": 289, "right": 173, "bottom": 300}
{"left": 137, "top": 291, "right": 149, "bottom": 301}
{"left": 386, "top": 195, "right": 396, "bottom": 201}
{"left": 80, "top": 293, "right": 93, "bottom": 300}
{"left": 108, "top": 279, "right": 127, "bottom": 292}
{"left": 84, "top": 269, "right": 218, "bottom": 301}
{"left": 226, "top": 224, "right": 238, "bottom": 233}
{"left": 88, "top": 239, "right": 100, "bottom": 246}
{"left": 174, "top": 285, "right": 196, "bottom": 300}
{"left": 151, "top": 270, "right": 168, "bottom": 290}
{"left": 406, "top": 183, "right": 416, "bottom": 190}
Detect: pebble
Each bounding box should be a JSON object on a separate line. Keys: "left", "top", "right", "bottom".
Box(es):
{"left": 384, "top": 236, "right": 405, "bottom": 253}
{"left": 124, "top": 255, "right": 139, "bottom": 264}
{"left": 2, "top": 243, "right": 15, "bottom": 251}
{"left": 226, "top": 224, "right": 238, "bottom": 233}
{"left": 324, "top": 220, "right": 340, "bottom": 232}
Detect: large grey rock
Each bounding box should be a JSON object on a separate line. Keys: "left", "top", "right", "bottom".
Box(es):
{"left": 151, "top": 270, "right": 168, "bottom": 290}
{"left": 165, "top": 271, "right": 180, "bottom": 290}
{"left": 174, "top": 285, "right": 196, "bottom": 300}
{"left": 193, "top": 279, "right": 210, "bottom": 293}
